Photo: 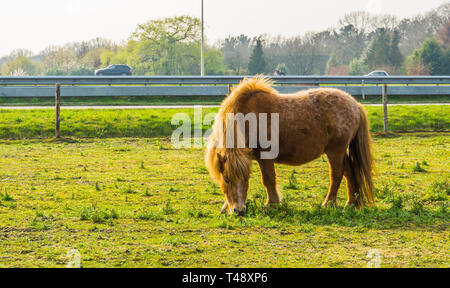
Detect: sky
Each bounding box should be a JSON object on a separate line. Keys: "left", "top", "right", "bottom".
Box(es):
{"left": 0, "top": 0, "right": 448, "bottom": 57}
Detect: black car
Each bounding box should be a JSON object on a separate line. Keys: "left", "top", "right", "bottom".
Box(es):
{"left": 95, "top": 64, "right": 132, "bottom": 76}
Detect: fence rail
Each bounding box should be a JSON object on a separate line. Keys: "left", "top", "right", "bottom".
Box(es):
{"left": 0, "top": 76, "right": 449, "bottom": 97}
{"left": 1, "top": 75, "right": 449, "bottom": 136}
{"left": 1, "top": 75, "right": 450, "bottom": 85}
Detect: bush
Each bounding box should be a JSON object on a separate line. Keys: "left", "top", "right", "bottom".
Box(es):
{"left": 348, "top": 58, "right": 369, "bottom": 75}
{"left": 79, "top": 205, "right": 119, "bottom": 224}
{"left": 422, "top": 180, "right": 449, "bottom": 202}
{"left": 407, "top": 38, "right": 449, "bottom": 75}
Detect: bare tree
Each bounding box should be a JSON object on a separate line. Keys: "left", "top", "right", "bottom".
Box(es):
{"left": 374, "top": 14, "right": 399, "bottom": 31}
{"left": 338, "top": 11, "right": 374, "bottom": 35}
{"left": 437, "top": 20, "right": 450, "bottom": 49}
{"left": 397, "top": 3, "right": 450, "bottom": 55}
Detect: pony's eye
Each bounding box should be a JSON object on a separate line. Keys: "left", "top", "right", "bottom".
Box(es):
{"left": 223, "top": 176, "right": 230, "bottom": 184}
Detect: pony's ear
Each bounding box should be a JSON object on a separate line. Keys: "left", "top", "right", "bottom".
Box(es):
{"left": 227, "top": 84, "right": 233, "bottom": 95}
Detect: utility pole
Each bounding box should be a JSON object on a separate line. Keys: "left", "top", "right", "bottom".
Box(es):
{"left": 200, "top": 0, "right": 205, "bottom": 76}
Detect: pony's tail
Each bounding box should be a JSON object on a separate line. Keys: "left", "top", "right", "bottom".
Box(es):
{"left": 348, "top": 104, "right": 375, "bottom": 207}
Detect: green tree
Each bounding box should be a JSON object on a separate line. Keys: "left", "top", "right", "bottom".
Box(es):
{"left": 128, "top": 15, "right": 201, "bottom": 75}
{"left": 334, "top": 24, "right": 367, "bottom": 65}
{"left": 205, "top": 49, "right": 225, "bottom": 75}
{"left": 221, "top": 34, "right": 251, "bottom": 74}
{"left": 100, "top": 15, "right": 226, "bottom": 75}
{"left": 132, "top": 16, "right": 200, "bottom": 43}
{"left": 1, "top": 56, "right": 37, "bottom": 75}
{"left": 360, "top": 28, "right": 391, "bottom": 69}
{"left": 353, "top": 28, "right": 404, "bottom": 73}
{"left": 405, "top": 51, "right": 430, "bottom": 75}
{"left": 405, "top": 38, "right": 450, "bottom": 75}
{"left": 100, "top": 49, "right": 117, "bottom": 67}
{"left": 40, "top": 49, "right": 80, "bottom": 75}
{"left": 81, "top": 48, "right": 108, "bottom": 69}
{"left": 325, "top": 54, "right": 339, "bottom": 74}
{"left": 417, "top": 38, "right": 448, "bottom": 75}
{"left": 275, "top": 63, "right": 288, "bottom": 75}
{"left": 248, "top": 38, "right": 267, "bottom": 74}
{"left": 348, "top": 57, "right": 370, "bottom": 75}
{"left": 389, "top": 30, "right": 404, "bottom": 69}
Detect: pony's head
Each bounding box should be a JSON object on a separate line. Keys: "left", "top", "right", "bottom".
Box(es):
{"left": 205, "top": 77, "right": 274, "bottom": 215}
{"left": 206, "top": 144, "right": 252, "bottom": 216}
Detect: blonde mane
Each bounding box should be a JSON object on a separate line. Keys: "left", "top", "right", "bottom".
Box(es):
{"left": 205, "top": 76, "right": 276, "bottom": 183}
{"left": 205, "top": 76, "right": 375, "bottom": 211}
{"left": 220, "top": 76, "right": 277, "bottom": 115}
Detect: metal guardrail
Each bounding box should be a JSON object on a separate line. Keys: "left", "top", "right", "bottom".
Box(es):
{"left": 1, "top": 75, "right": 450, "bottom": 85}
{"left": 0, "top": 76, "right": 449, "bottom": 97}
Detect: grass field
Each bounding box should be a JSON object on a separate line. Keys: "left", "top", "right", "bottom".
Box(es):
{"left": 0, "top": 96, "right": 224, "bottom": 107}
{"left": 0, "top": 94, "right": 449, "bottom": 107}
{"left": 0, "top": 133, "right": 448, "bottom": 267}
{"left": 0, "top": 105, "right": 448, "bottom": 139}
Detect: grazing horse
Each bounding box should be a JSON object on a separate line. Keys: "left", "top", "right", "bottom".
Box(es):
{"left": 205, "top": 77, "right": 374, "bottom": 216}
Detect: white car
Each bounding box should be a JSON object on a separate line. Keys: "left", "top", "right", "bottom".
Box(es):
{"left": 366, "top": 70, "right": 389, "bottom": 76}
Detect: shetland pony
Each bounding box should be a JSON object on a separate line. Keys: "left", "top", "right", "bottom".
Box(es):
{"left": 206, "top": 77, "right": 374, "bottom": 215}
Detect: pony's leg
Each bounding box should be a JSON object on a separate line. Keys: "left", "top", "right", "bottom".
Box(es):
{"left": 343, "top": 155, "right": 363, "bottom": 208}
{"left": 322, "top": 152, "right": 345, "bottom": 207}
{"left": 257, "top": 159, "right": 280, "bottom": 205}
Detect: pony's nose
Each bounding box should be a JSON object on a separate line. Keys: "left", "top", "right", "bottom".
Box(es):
{"left": 233, "top": 207, "right": 246, "bottom": 216}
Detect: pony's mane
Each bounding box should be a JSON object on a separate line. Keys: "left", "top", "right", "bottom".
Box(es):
{"left": 220, "top": 76, "right": 277, "bottom": 115}
{"left": 205, "top": 145, "right": 252, "bottom": 183}
{"left": 205, "top": 119, "right": 252, "bottom": 182}
{"left": 205, "top": 129, "right": 222, "bottom": 182}
{"left": 205, "top": 76, "right": 275, "bottom": 182}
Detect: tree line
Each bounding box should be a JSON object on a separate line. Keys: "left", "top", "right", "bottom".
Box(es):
{"left": 0, "top": 3, "right": 448, "bottom": 76}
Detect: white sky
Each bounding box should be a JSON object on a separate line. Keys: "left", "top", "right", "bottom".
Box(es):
{"left": 0, "top": 0, "right": 447, "bottom": 57}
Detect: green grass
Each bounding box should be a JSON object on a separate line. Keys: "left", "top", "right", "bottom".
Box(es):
{"left": 0, "top": 94, "right": 448, "bottom": 106}
{"left": 0, "top": 133, "right": 448, "bottom": 267}
{"left": 0, "top": 96, "right": 225, "bottom": 107}
{"left": 0, "top": 105, "right": 448, "bottom": 139}
{"left": 357, "top": 95, "right": 450, "bottom": 104}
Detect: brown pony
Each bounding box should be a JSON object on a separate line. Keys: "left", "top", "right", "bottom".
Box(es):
{"left": 206, "top": 77, "right": 374, "bottom": 216}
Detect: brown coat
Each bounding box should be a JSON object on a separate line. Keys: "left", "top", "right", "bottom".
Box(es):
{"left": 206, "top": 77, "right": 374, "bottom": 215}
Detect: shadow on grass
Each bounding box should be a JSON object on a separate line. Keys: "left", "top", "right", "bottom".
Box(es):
{"left": 244, "top": 197, "right": 448, "bottom": 230}
{"left": 47, "top": 137, "right": 79, "bottom": 143}
{"left": 0, "top": 137, "right": 96, "bottom": 145}
{"left": 372, "top": 132, "right": 450, "bottom": 139}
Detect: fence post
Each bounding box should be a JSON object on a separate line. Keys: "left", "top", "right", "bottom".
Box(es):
{"left": 382, "top": 84, "right": 388, "bottom": 133}
{"left": 361, "top": 80, "right": 365, "bottom": 100}
{"left": 55, "top": 83, "right": 61, "bottom": 139}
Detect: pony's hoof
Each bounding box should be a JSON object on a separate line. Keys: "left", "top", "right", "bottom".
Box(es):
{"left": 345, "top": 201, "right": 362, "bottom": 210}
{"left": 321, "top": 201, "right": 337, "bottom": 208}
{"left": 264, "top": 201, "right": 280, "bottom": 207}
{"left": 264, "top": 201, "right": 280, "bottom": 208}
